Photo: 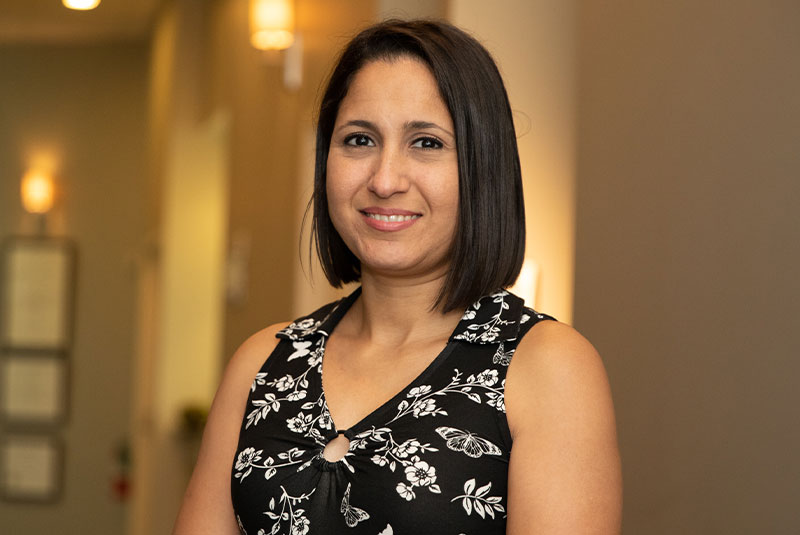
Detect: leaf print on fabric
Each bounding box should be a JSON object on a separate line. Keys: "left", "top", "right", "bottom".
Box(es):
{"left": 451, "top": 478, "right": 505, "bottom": 519}
{"left": 407, "top": 385, "right": 432, "bottom": 397}
{"left": 284, "top": 397, "right": 333, "bottom": 443}
{"left": 264, "top": 486, "right": 315, "bottom": 535}
{"left": 341, "top": 483, "right": 370, "bottom": 527}
{"left": 350, "top": 427, "right": 441, "bottom": 499}
{"left": 393, "top": 438, "right": 424, "bottom": 459}
{"left": 251, "top": 372, "right": 267, "bottom": 392}
{"left": 246, "top": 393, "right": 280, "bottom": 429}
{"left": 453, "top": 291, "right": 515, "bottom": 344}
{"left": 234, "top": 447, "right": 306, "bottom": 482}
{"left": 278, "top": 316, "right": 326, "bottom": 340}
{"left": 246, "top": 339, "right": 325, "bottom": 434}
{"left": 435, "top": 427, "right": 502, "bottom": 458}
{"left": 377, "top": 524, "right": 393, "bottom": 535}
{"left": 411, "top": 398, "right": 441, "bottom": 417}
{"left": 394, "top": 369, "right": 507, "bottom": 425}
{"left": 354, "top": 427, "right": 438, "bottom": 470}
{"left": 485, "top": 382, "right": 506, "bottom": 413}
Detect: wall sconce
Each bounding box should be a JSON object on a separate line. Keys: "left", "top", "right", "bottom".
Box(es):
{"left": 250, "top": 0, "right": 295, "bottom": 51}
{"left": 249, "top": 0, "right": 302, "bottom": 90}
{"left": 62, "top": 0, "right": 101, "bottom": 10}
{"left": 21, "top": 170, "right": 55, "bottom": 215}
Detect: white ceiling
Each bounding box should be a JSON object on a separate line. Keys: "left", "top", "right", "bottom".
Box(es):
{"left": 0, "top": 0, "right": 163, "bottom": 43}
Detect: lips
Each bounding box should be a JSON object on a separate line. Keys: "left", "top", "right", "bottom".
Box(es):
{"left": 360, "top": 207, "right": 421, "bottom": 231}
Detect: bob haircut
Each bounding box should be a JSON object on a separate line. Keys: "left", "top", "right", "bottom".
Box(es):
{"left": 311, "top": 19, "right": 525, "bottom": 313}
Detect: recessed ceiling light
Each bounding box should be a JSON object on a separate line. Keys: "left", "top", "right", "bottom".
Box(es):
{"left": 63, "top": 0, "right": 102, "bottom": 10}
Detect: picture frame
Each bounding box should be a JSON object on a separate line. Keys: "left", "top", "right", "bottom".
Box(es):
{"left": 0, "top": 351, "right": 69, "bottom": 426}
{"left": 0, "top": 433, "right": 63, "bottom": 503}
{"left": 0, "top": 237, "right": 76, "bottom": 351}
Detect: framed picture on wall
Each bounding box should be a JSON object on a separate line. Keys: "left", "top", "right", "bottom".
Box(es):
{"left": 0, "top": 237, "right": 76, "bottom": 351}
{"left": 0, "top": 351, "right": 69, "bottom": 426}
{"left": 0, "top": 433, "right": 63, "bottom": 503}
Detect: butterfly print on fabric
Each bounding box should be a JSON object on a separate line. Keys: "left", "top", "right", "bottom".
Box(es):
{"left": 341, "top": 483, "right": 370, "bottom": 527}
{"left": 435, "top": 427, "right": 502, "bottom": 458}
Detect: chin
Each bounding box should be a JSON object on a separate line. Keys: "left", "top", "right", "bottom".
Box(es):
{"left": 360, "top": 254, "right": 449, "bottom": 280}
{"left": 347, "top": 239, "right": 451, "bottom": 279}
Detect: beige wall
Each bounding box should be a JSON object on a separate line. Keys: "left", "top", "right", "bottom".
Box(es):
{"left": 575, "top": 1, "right": 800, "bottom": 532}
{"left": 0, "top": 43, "right": 147, "bottom": 534}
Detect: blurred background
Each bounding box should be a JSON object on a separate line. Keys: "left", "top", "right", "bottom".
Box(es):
{"left": 0, "top": 0, "right": 797, "bottom": 533}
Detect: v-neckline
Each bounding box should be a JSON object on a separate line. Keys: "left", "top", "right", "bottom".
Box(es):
{"left": 317, "top": 291, "right": 462, "bottom": 440}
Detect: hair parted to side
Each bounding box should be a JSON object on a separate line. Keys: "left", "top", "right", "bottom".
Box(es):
{"left": 310, "top": 19, "right": 525, "bottom": 313}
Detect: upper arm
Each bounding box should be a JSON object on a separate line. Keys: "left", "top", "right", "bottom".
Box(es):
{"left": 504, "top": 321, "right": 622, "bottom": 535}
{"left": 172, "top": 322, "right": 289, "bottom": 535}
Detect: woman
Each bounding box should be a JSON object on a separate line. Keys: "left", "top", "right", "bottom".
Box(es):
{"left": 174, "top": 19, "right": 621, "bottom": 535}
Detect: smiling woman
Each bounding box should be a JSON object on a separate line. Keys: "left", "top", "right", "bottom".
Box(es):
{"left": 173, "top": 19, "right": 621, "bottom": 535}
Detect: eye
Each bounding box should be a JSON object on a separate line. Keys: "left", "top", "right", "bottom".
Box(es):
{"left": 344, "top": 133, "right": 374, "bottom": 147}
{"left": 411, "top": 136, "right": 443, "bottom": 149}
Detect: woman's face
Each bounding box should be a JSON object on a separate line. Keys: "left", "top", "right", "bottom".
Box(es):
{"left": 326, "top": 57, "right": 459, "bottom": 281}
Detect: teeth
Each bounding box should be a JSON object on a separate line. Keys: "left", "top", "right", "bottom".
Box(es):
{"left": 365, "top": 213, "right": 420, "bottom": 222}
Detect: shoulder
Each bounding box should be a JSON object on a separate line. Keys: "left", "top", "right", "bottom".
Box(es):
{"left": 224, "top": 322, "right": 290, "bottom": 386}
{"left": 212, "top": 321, "right": 293, "bottom": 427}
{"left": 206, "top": 321, "right": 291, "bottom": 437}
{"left": 505, "top": 320, "right": 613, "bottom": 437}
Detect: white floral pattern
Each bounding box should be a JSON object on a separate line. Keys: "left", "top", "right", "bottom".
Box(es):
{"left": 232, "top": 288, "right": 553, "bottom": 534}
{"left": 451, "top": 478, "right": 506, "bottom": 519}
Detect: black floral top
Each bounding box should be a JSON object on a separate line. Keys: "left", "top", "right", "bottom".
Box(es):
{"left": 231, "top": 288, "right": 554, "bottom": 535}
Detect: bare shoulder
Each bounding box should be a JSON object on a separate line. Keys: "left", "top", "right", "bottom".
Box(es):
{"left": 505, "top": 320, "right": 622, "bottom": 534}
{"left": 506, "top": 320, "right": 610, "bottom": 430}
{"left": 224, "top": 322, "right": 290, "bottom": 385}
{"left": 172, "top": 321, "right": 289, "bottom": 535}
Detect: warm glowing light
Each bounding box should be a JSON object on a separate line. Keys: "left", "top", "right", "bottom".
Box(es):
{"left": 250, "top": 0, "right": 294, "bottom": 50}
{"left": 21, "top": 170, "right": 55, "bottom": 214}
{"left": 62, "top": 0, "right": 101, "bottom": 10}
{"left": 510, "top": 258, "right": 540, "bottom": 308}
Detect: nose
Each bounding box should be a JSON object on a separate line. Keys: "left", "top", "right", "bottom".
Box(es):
{"left": 367, "top": 147, "right": 410, "bottom": 198}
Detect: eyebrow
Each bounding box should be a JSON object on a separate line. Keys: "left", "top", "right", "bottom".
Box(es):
{"left": 336, "top": 119, "right": 454, "bottom": 138}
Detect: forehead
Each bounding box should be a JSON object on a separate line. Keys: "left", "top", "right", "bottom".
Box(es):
{"left": 337, "top": 57, "right": 451, "bottom": 122}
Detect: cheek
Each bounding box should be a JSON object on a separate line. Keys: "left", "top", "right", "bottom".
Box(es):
{"left": 431, "top": 169, "right": 459, "bottom": 217}
{"left": 325, "top": 159, "right": 354, "bottom": 229}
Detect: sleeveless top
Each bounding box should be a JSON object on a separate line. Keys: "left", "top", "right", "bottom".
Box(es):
{"left": 231, "top": 288, "right": 554, "bottom": 535}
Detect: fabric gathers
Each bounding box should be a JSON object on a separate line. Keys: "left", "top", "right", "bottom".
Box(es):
{"left": 231, "top": 287, "right": 554, "bottom": 535}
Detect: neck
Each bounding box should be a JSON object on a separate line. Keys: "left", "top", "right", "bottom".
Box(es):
{"left": 345, "top": 269, "right": 463, "bottom": 346}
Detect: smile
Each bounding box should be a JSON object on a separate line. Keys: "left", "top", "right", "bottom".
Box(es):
{"left": 363, "top": 213, "right": 420, "bottom": 222}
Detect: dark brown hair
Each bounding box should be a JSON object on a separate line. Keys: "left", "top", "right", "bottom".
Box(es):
{"left": 310, "top": 19, "right": 525, "bottom": 312}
